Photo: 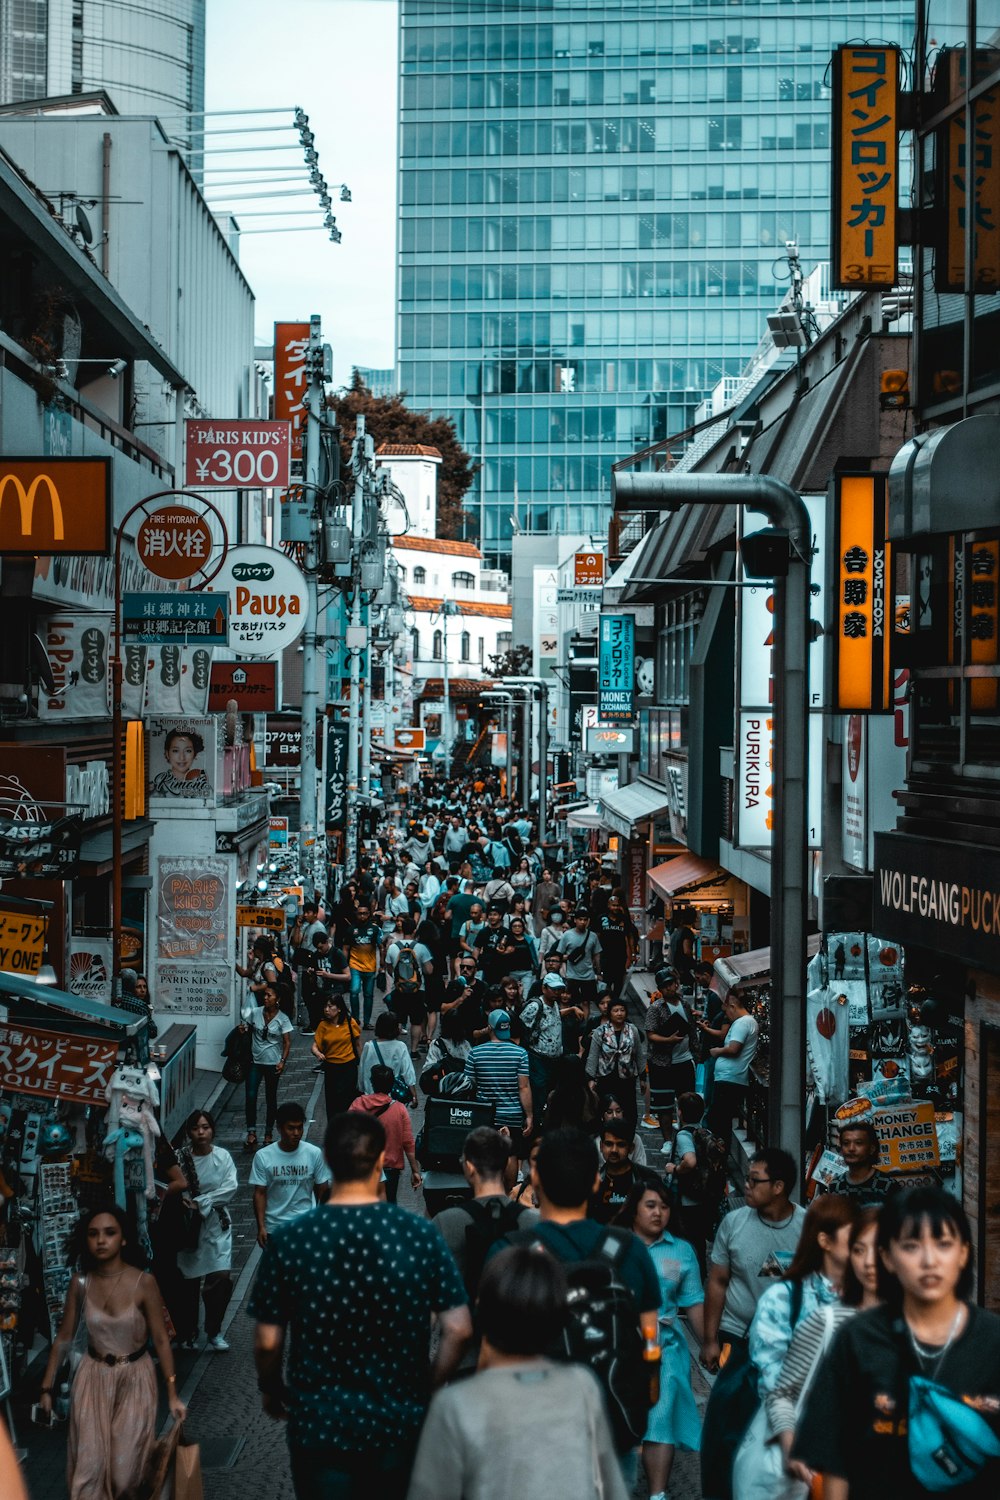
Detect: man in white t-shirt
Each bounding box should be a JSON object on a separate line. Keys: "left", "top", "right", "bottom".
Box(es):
{"left": 249, "top": 1101, "right": 331, "bottom": 1245}
{"left": 706, "top": 990, "right": 759, "bottom": 1144}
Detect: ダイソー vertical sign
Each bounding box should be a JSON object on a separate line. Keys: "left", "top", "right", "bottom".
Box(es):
{"left": 598, "top": 613, "right": 635, "bottom": 722}
{"left": 831, "top": 45, "right": 900, "bottom": 289}
{"left": 937, "top": 50, "right": 1000, "bottom": 294}
{"left": 831, "top": 474, "right": 891, "bottom": 712}
{"left": 273, "top": 323, "right": 310, "bottom": 464}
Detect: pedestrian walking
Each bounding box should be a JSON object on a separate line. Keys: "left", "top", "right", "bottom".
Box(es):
{"left": 345, "top": 901, "right": 382, "bottom": 1028}
{"left": 463, "top": 1008, "right": 533, "bottom": 1156}
{"left": 250, "top": 1112, "right": 472, "bottom": 1499}
{"left": 312, "top": 992, "right": 363, "bottom": 1120}
{"left": 557, "top": 908, "right": 604, "bottom": 1007}
{"left": 241, "top": 982, "right": 293, "bottom": 1148}
{"left": 733, "top": 1193, "right": 856, "bottom": 1500}
{"left": 407, "top": 1246, "right": 629, "bottom": 1500}
{"left": 249, "top": 1101, "right": 331, "bottom": 1245}
{"left": 645, "top": 966, "right": 697, "bottom": 1139}
{"left": 519, "top": 971, "right": 565, "bottom": 1116}
{"left": 585, "top": 999, "right": 646, "bottom": 1134}
{"left": 661, "top": 1091, "right": 728, "bottom": 1277}
{"left": 433, "top": 1127, "right": 539, "bottom": 1300}
{"left": 595, "top": 891, "right": 637, "bottom": 1001}
{"left": 39, "top": 1205, "right": 185, "bottom": 1499}
{"left": 359, "top": 1009, "right": 417, "bottom": 1101}
{"left": 590, "top": 1119, "right": 654, "bottom": 1225}
{"left": 175, "top": 1108, "right": 238, "bottom": 1352}
{"left": 349, "top": 1065, "right": 422, "bottom": 1203}
{"left": 621, "top": 1179, "right": 704, "bottom": 1500}
{"left": 385, "top": 915, "right": 434, "bottom": 1054}
{"left": 705, "top": 990, "right": 759, "bottom": 1146}
{"left": 699, "top": 1147, "right": 806, "bottom": 1500}
{"left": 795, "top": 1187, "right": 1000, "bottom": 1499}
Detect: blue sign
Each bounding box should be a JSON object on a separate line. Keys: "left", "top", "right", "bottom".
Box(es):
{"left": 598, "top": 613, "right": 635, "bottom": 723}
{"left": 123, "top": 592, "right": 229, "bottom": 645}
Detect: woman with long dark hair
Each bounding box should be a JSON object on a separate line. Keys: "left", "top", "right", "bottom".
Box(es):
{"left": 539, "top": 1054, "right": 601, "bottom": 1135}
{"left": 795, "top": 1187, "right": 1000, "bottom": 1500}
{"left": 39, "top": 1204, "right": 185, "bottom": 1498}
{"left": 175, "top": 1108, "right": 238, "bottom": 1352}
{"left": 311, "top": 990, "right": 362, "bottom": 1117}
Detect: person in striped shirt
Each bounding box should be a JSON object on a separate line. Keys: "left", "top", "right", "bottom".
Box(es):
{"left": 464, "top": 1009, "right": 533, "bottom": 1159}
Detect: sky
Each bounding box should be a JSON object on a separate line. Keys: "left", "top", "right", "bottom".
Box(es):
{"left": 205, "top": 0, "right": 398, "bottom": 388}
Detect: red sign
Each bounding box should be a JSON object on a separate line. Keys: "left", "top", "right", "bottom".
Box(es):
{"left": 208, "top": 661, "right": 277, "bottom": 712}
{"left": 136, "top": 506, "right": 213, "bottom": 582}
{"left": 574, "top": 551, "right": 605, "bottom": 587}
{"left": 0, "top": 1022, "right": 119, "bottom": 1104}
{"left": 273, "top": 323, "right": 310, "bottom": 464}
{"left": 184, "top": 420, "right": 291, "bottom": 490}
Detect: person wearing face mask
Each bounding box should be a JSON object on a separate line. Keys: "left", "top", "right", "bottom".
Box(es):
{"left": 537, "top": 905, "right": 566, "bottom": 961}
{"left": 732, "top": 1195, "right": 858, "bottom": 1500}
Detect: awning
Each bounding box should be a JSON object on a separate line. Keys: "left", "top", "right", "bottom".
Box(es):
{"left": 0, "top": 970, "right": 144, "bottom": 1034}
{"left": 713, "top": 932, "right": 822, "bottom": 992}
{"left": 566, "top": 804, "right": 609, "bottom": 830}
{"left": 598, "top": 780, "right": 671, "bottom": 838}
{"left": 647, "top": 851, "right": 727, "bottom": 902}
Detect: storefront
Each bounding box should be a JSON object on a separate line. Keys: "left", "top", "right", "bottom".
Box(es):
{"left": 0, "top": 972, "right": 153, "bottom": 1394}
{"left": 874, "top": 830, "right": 999, "bottom": 1307}
{"left": 648, "top": 851, "right": 748, "bottom": 967}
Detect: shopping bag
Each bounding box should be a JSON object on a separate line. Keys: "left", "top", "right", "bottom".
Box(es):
{"left": 174, "top": 1431, "right": 204, "bottom": 1500}
{"left": 139, "top": 1421, "right": 181, "bottom": 1499}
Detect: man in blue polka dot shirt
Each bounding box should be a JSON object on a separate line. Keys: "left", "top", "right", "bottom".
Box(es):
{"left": 250, "top": 1112, "right": 472, "bottom": 1498}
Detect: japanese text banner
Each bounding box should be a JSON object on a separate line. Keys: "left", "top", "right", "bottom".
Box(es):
{"left": 832, "top": 45, "right": 900, "bottom": 290}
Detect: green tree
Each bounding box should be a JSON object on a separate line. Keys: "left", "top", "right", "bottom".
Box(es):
{"left": 328, "top": 371, "right": 478, "bottom": 540}
{"left": 485, "top": 644, "right": 533, "bottom": 679}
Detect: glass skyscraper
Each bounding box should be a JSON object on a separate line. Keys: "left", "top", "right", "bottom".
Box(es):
{"left": 397, "top": 0, "right": 912, "bottom": 565}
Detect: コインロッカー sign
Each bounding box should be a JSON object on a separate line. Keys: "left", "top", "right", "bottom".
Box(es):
{"left": 0, "top": 459, "right": 110, "bottom": 555}
{"left": 874, "top": 830, "right": 1000, "bottom": 970}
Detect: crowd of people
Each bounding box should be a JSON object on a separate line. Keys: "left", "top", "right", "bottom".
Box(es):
{"left": 20, "top": 769, "right": 1000, "bottom": 1500}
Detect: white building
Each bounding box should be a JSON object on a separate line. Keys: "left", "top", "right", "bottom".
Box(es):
{"left": 377, "top": 444, "right": 512, "bottom": 753}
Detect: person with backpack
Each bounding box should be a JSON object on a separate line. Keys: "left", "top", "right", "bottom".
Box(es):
{"left": 349, "top": 1065, "right": 422, "bottom": 1204}
{"left": 699, "top": 1147, "right": 806, "bottom": 1500}
{"left": 493, "top": 1126, "right": 662, "bottom": 1486}
{"left": 407, "top": 1246, "right": 630, "bottom": 1500}
{"left": 662, "top": 1091, "right": 728, "bottom": 1277}
{"left": 433, "top": 1126, "right": 539, "bottom": 1310}
{"left": 518, "top": 971, "right": 566, "bottom": 1117}
{"left": 620, "top": 1177, "right": 705, "bottom": 1500}
{"left": 359, "top": 1010, "right": 417, "bottom": 1104}
{"left": 386, "top": 915, "right": 434, "bottom": 1056}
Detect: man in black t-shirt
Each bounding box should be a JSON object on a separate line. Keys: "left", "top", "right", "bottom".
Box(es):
{"left": 300, "top": 933, "right": 350, "bottom": 1032}
{"left": 440, "top": 956, "right": 489, "bottom": 1043}
{"left": 474, "top": 907, "right": 508, "bottom": 987}
{"left": 589, "top": 1121, "right": 655, "bottom": 1225}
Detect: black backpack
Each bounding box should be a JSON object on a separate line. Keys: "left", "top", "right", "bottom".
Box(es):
{"left": 683, "top": 1125, "right": 729, "bottom": 1207}
{"left": 509, "top": 1223, "right": 652, "bottom": 1452}
{"left": 459, "top": 1198, "right": 530, "bottom": 1297}
{"left": 419, "top": 1042, "right": 466, "bottom": 1096}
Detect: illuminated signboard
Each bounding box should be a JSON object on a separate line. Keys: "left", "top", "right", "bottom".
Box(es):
{"left": 831, "top": 45, "right": 900, "bottom": 290}
{"left": 937, "top": 50, "right": 1000, "bottom": 294}
{"left": 0, "top": 458, "right": 110, "bottom": 555}
{"left": 830, "top": 474, "right": 892, "bottom": 712}
{"left": 598, "top": 613, "right": 635, "bottom": 723}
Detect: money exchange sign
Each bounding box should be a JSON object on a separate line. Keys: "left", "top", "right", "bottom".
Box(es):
{"left": 598, "top": 614, "right": 635, "bottom": 723}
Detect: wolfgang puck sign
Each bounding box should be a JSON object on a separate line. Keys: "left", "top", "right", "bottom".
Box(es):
{"left": 874, "top": 830, "right": 1000, "bottom": 969}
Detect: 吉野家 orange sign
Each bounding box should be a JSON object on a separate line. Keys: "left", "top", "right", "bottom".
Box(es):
{"left": 831, "top": 474, "right": 892, "bottom": 713}
{"left": 0, "top": 458, "right": 110, "bottom": 555}
{"left": 831, "top": 45, "right": 900, "bottom": 290}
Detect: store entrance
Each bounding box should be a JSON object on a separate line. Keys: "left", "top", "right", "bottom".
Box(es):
{"left": 979, "top": 1023, "right": 1000, "bottom": 1310}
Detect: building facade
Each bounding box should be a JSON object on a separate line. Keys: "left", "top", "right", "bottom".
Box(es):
{"left": 396, "top": 0, "right": 912, "bottom": 565}
{"left": 0, "top": 0, "right": 205, "bottom": 145}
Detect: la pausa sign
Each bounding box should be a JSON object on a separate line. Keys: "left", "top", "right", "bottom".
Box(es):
{"left": 215, "top": 545, "right": 307, "bottom": 658}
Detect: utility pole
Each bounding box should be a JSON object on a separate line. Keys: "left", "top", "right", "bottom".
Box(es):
{"left": 298, "top": 313, "right": 324, "bottom": 897}
{"left": 344, "top": 414, "right": 371, "bottom": 877}
{"left": 439, "top": 598, "right": 460, "bottom": 776}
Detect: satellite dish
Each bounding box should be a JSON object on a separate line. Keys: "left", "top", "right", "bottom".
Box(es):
{"left": 75, "top": 204, "right": 94, "bottom": 245}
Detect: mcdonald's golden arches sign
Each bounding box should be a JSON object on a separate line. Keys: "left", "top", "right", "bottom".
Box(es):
{"left": 0, "top": 458, "right": 111, "bottom": 556}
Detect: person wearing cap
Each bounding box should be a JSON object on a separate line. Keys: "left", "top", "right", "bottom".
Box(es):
{"left": 463, "top": 1009, "right": 533, "bottom": 1158}
{"left": 473, "top": 905, "right": 508, "bottom": 987}
{"left": 518, "top": 973, "right": 568, "bottom": 1116}
{"left": 556, "top": 908, "right": 603, "bottom": 1009}
{"left": 645, "top": 967, "right": 697, "bottom": 1141}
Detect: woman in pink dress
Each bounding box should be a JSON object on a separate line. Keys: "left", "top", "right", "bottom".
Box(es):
{"left": 38, "top": 1204, "right": 186, "bottom": 1499}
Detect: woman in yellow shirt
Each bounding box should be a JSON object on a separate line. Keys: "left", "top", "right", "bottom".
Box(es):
{"left": 311, "top": 993, "right": 362, "bottom": 1119}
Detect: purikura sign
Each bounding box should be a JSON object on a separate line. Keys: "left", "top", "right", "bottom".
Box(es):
{"left": 213, "top": 545, "right": 307, "bottom": 657}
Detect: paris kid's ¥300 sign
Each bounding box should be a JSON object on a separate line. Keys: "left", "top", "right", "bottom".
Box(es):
{"left": 0, "top": 458, "right": 110, "bottom": 555}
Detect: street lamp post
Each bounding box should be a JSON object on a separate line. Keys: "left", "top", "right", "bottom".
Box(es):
{"left": 500, "top": 676, "right": 551, "bottom": 850}
{"left": 611, "top": 471, "right": 811, "bottom": 1167}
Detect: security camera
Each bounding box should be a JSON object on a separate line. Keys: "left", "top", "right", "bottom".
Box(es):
{"left": 108, "top": 358, "right": 127, "bottom": 379}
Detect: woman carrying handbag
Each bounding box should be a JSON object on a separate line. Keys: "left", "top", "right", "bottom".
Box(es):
{"left": 311, "top": 991, "right": 362, "bottom": 1119}
{"left": 585, "top": 998, "right": 646, "bottom": 1134}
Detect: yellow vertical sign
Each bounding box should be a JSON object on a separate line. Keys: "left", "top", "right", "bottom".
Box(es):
{"left": 968, "top": 539, "right": 1000, "bottom": 713}
{"left": 834, "top": 475, "right": 892, "bottom": 712}
{"left": 938, "top": 50, "right": 1000, "bottom": 294}
{"left": 832, "top": 46, "right": 900, "bottom": 290}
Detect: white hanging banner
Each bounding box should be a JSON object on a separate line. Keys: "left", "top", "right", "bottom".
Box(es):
{"left": 36, "top": 614, "right": 112, "bottom": 720}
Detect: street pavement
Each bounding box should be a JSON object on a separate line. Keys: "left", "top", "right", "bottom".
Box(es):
{"left": 17, "top": 994, "right": 707, "bottom": 1499}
